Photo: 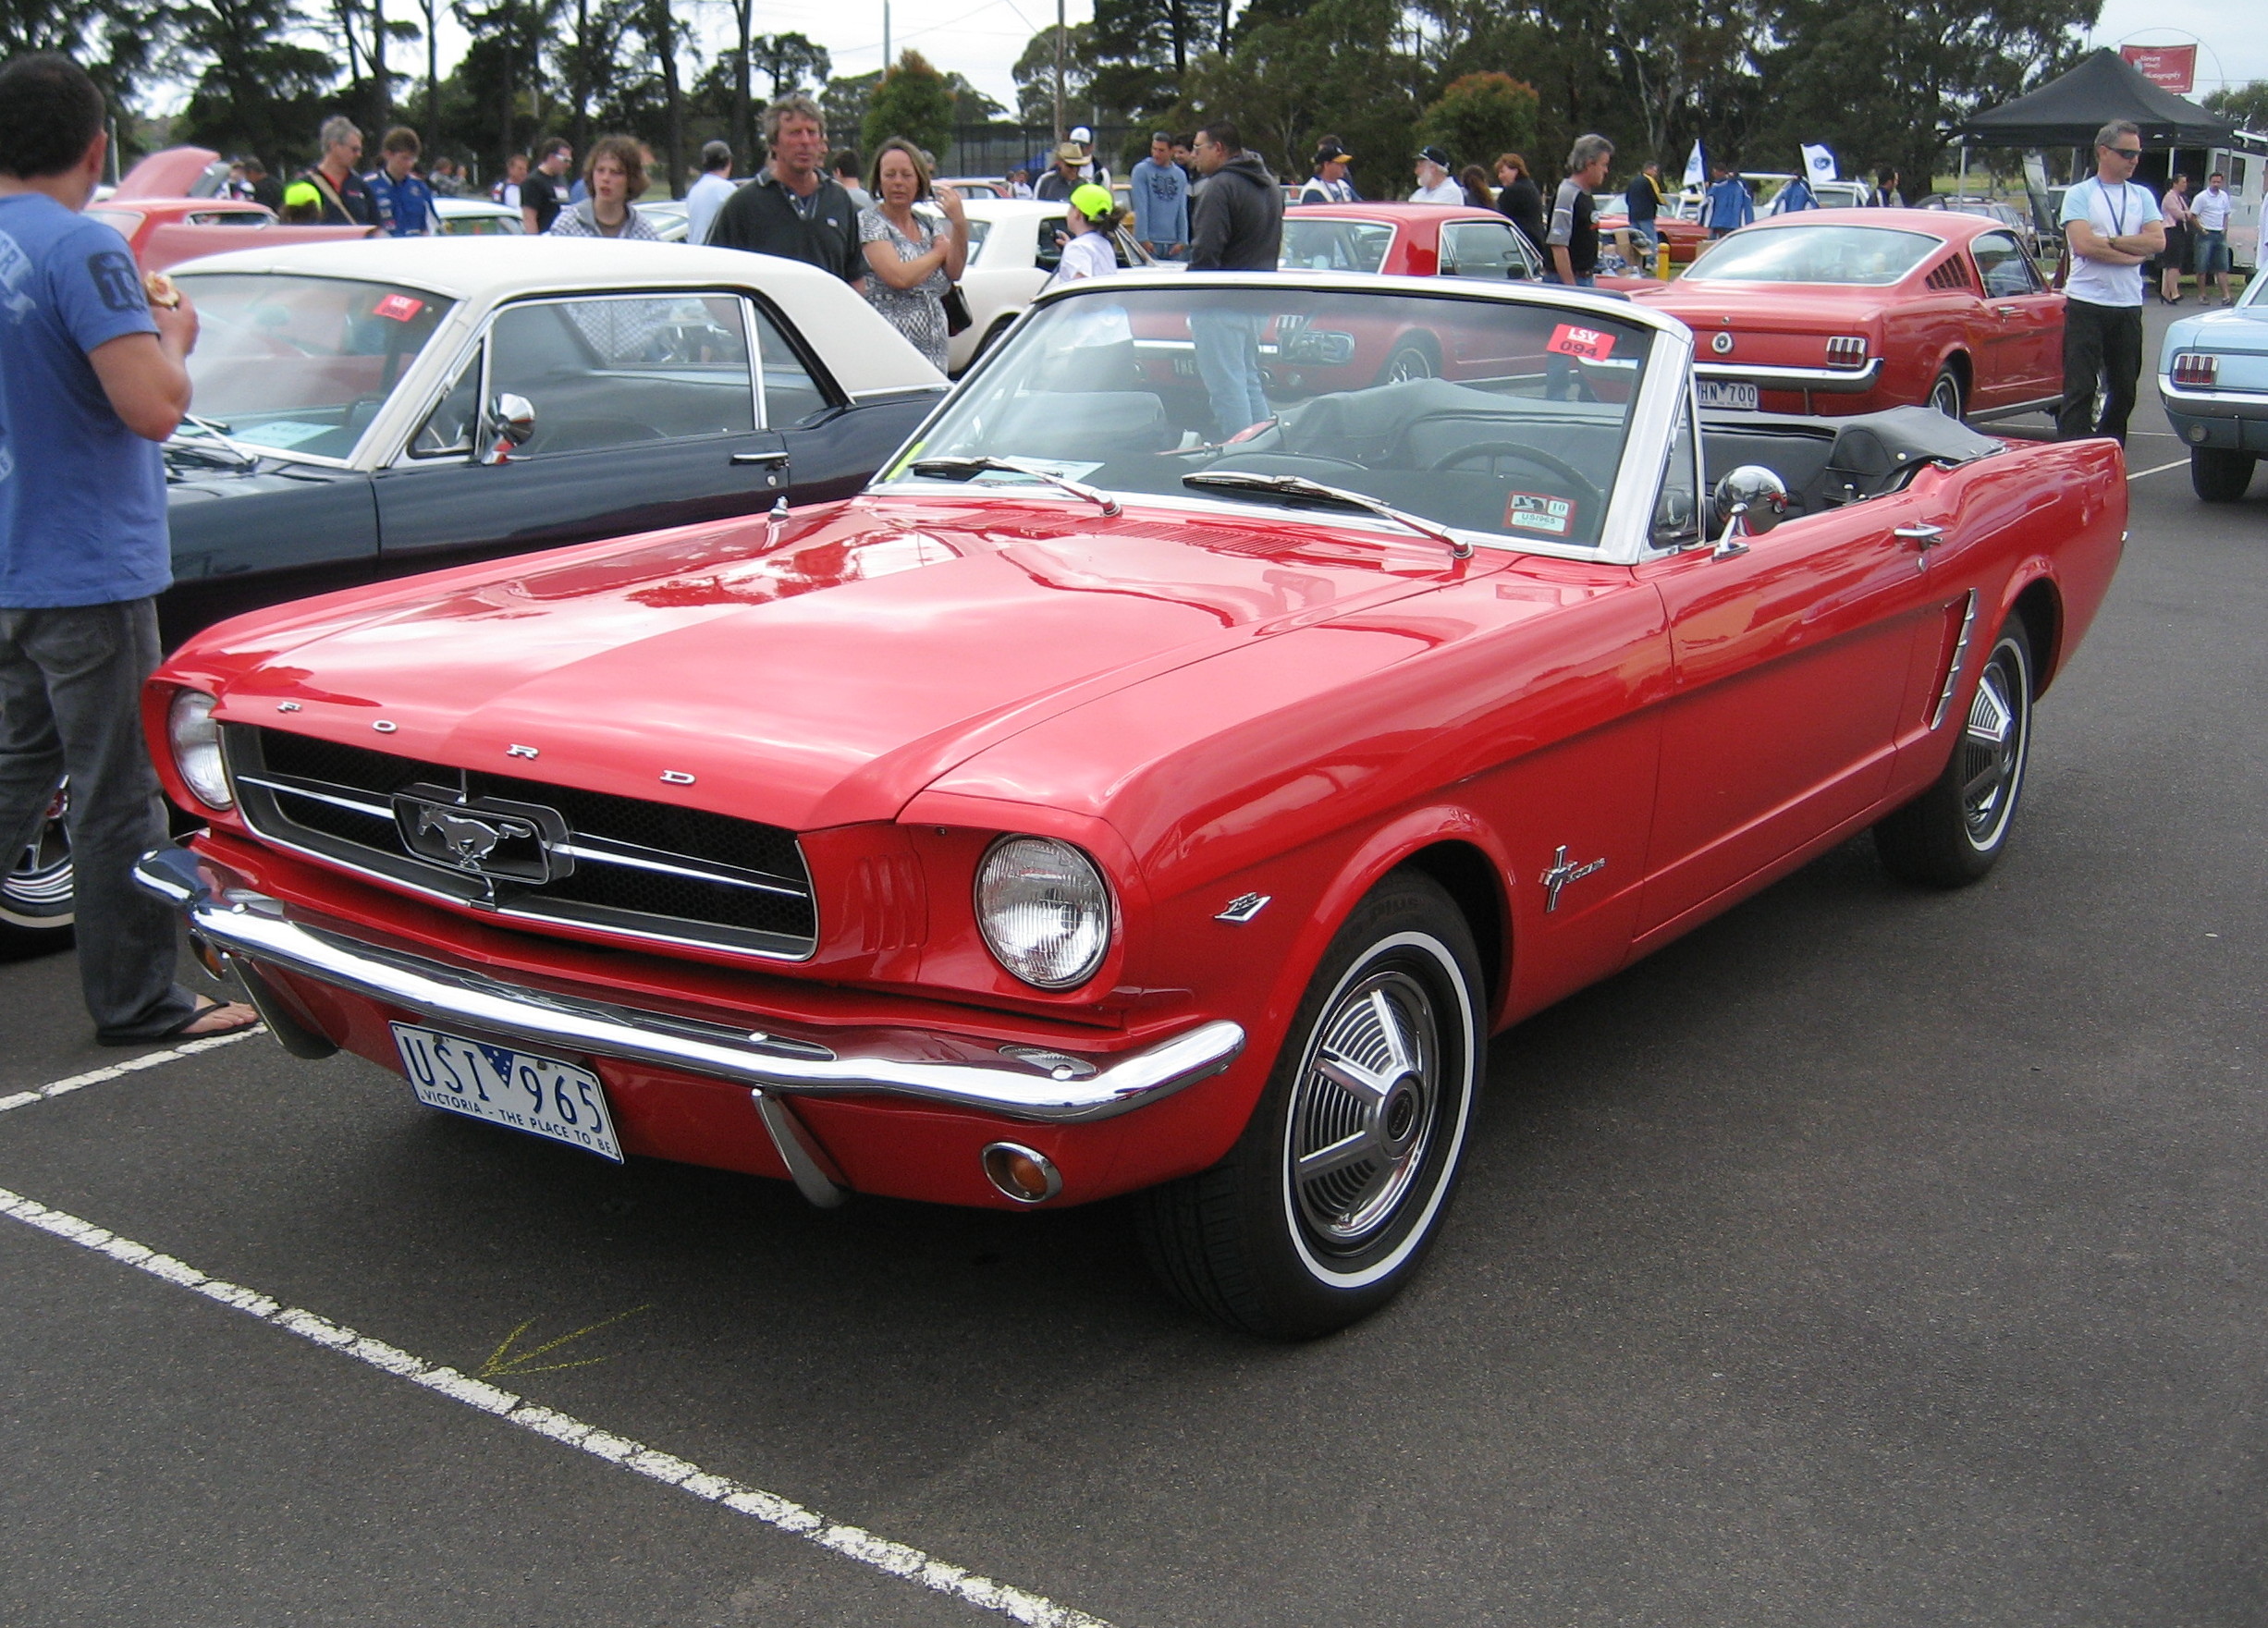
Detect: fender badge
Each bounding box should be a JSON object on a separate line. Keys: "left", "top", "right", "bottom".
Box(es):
{"left": 1216, "top": 892, "right": 1271, "bottom": 924}
{"left": 1539, "top": 846, "right": 1605, "bottom": 912}
{"left": 506, "top": 743, "right": 539, "bottom": 760}
{"left": 660, "top": 770, "right": 696, "bottom": 785}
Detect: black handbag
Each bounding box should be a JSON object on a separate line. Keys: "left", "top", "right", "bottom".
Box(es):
{"left": 942, "top": 284, "right": 973, "bottom": 337}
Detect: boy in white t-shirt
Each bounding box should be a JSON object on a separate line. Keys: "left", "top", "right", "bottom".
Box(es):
{"left": 2055, "top": 119, "right": 2164, "bottom": 444}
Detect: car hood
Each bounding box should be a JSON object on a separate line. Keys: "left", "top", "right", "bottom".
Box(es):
{"left": 193, "top": 496, "right": 1460, "bottom": 832}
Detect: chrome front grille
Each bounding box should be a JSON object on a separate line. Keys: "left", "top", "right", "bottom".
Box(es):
{"left": 225, "top": 725, "right": 817, "bottom": 959}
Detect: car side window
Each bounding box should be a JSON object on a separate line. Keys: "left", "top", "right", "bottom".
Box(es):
{"left": 1440, "top": 220, "right": 1535, "bottom": 281}
{"left": 1650, "top": 391, "right": 1703, "bottom": 549}
{"left": 1036, "top": 217, "right": 1065, "bottom": 273}
{"left": 1972, "top": 231, "right": 2041, "bottom": 298}
{"left": 484, "top": 294, "right": 756, "bottom": 456}
{"left": 745, "top": 300, "right": 831, "bottom": 427}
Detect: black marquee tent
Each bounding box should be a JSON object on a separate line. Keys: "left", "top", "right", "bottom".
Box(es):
{"left": 1956, "top": 48, "right": 2237, "bottom": 148}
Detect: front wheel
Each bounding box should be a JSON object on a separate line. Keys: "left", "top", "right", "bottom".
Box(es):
{"left": 1137, "top": 872, "right": 1484, "bottom": 1339}
{"left": 0, "top": 778, "right": 75, "bottom": 959}
{"left": 2191, "top": 447, "right": 2257, "bottom": 502}
{"left": 1874, "top": 617, "right": 2033, "bottom": 887}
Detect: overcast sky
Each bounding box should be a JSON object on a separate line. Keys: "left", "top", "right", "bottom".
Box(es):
{"left": 215, "top": 0, "right": 2262, "bottom": 134}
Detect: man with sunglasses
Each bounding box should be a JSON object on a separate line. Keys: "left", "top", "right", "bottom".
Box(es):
{"left": 2055, "top": 119, "right": 2164, "bottom": 443}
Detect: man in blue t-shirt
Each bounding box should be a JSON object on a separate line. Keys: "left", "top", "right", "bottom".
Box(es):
{"left": 1128, "top": 131, "right": 1189, "bottom": 261}
{"left": 0, "top": 53, "right": 255, "bottom": 1043}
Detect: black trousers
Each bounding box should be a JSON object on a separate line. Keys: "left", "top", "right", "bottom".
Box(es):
{"left": 2057, "top": 298, "right": 2144, "bottom": 444}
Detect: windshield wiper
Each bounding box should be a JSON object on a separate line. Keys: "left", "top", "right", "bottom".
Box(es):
{"left": 166, "top": 413, "right": 263, "bottom": 471}
{"left": 906, "top": 455, "right": 1122, "bottom": 517}
{"left": 1181, "top": 471, "right": 1472, "bottom": 559}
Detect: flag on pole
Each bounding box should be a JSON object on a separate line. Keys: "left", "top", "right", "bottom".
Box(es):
{"left": 1683, "top": 141, "right": 1706, "bottom": 190}
{"left": 1801, "top": 143, "right": 1837, "bottom": 185}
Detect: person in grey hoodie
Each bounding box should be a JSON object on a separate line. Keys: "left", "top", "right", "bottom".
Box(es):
{"left": 1186, "top": 120, "right": 1283, "bottom": 438}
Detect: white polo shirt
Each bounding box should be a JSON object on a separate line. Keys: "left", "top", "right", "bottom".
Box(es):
{"left": 2059, "top": 177, "right": 2158, "bottom": 308}
{"left": 2194, "top": 186, "right": 2232, "bottom": 233}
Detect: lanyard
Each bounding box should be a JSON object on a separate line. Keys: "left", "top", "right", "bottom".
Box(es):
{"left": 2101, "top": 181, "right": 2127, "bottom": 239}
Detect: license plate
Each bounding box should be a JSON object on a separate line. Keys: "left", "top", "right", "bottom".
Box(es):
{"left": 391, "top": 1022, "right": 623, "bottom": 1162}
{"left": 1698, "top": 380, "right": 1760, "bottom": 411}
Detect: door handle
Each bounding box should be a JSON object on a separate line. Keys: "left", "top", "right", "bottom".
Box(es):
{"left": 1894, "top": 522, "right": 1945, "bottom": 549}
{"left": 1994, "top": 304, "right": 2019, "bottom": 317}
{"left": 729, "top": 450, "right": 790, "bottom": 466}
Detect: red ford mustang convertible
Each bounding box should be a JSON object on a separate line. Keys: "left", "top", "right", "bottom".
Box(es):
{"left": 139, "top": 275, "right": 2127, "bottom": 1337}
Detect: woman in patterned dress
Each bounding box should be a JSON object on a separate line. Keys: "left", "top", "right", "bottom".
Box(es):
{"left": 857, "top": 139, "right": 967, "bottom": 370}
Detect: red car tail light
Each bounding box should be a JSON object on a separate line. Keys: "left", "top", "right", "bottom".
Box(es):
{"left": 1825, "top": 336, "right": 1870, "bottom": 369}
{"left": 2171, "top": 352, "right": 2218, "bottom": 387}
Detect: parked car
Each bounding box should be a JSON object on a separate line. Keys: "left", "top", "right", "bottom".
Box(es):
{"left": 83, "top": 195, "right": 373, "bottom": 270}
{"left": 638, "top": 199, "right": 691, "bottom": 241}
{"left": 937, "top": 177, "right": 1014, "bottom": 199}
{"left": 933, "top": 197, "right": 1166, "bottom": 373}
{"left": 2157, "top": 272, "right": 2268, "bottom": 500}
{"left": 0, "top": 236, "right": 943, "bottom": 958}
{"left": 1281, "top": 203, "right": 1544, "bottom": 283}
{"left": 1597, "top": 190, "right": 1710, "bottom": 266}
{"left": 1918, "top": 194, "right": 2044, "bottom": 261}
{"left": 136, "top": 271, "right": 2126, "bottom": 1337}
{"left": 434, "top": 196, "right": 525, "bottom": 235}
{"left": 1632, "top": 209, "right": 2064, "bottom": 421}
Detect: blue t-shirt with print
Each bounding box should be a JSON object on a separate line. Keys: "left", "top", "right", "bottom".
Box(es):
{"left": 0, "top": 194, "right": 168, "bottom": 608}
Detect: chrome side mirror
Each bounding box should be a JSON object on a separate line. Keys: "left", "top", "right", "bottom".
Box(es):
{"left": 1710, "top": 465, "right": 1788, "bottom": 558}
{"left": 481, "top": 393, "right": 535, "bottom": 464}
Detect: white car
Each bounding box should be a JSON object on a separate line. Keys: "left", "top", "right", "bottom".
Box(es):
{"left": 435, "top": 196, "right": 525, "bottom": 235}
{"left": 928, "top": 197, "right": 1171, "bottom": 373}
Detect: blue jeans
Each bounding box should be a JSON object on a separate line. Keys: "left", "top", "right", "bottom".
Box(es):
{"left": 2196, "top": 229, "right": 2230, "bottom": 275}
{"left": 1628, "top": 220, "right": 1659, "bottom": 257}
{"left": 1190, "top": 308, "right": 1269, "bottom": 440}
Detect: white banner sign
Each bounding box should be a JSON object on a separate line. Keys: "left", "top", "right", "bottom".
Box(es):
{"left": 1801, "top": 143, "right": 1837, "bottom": 184}
{"left": 1683, "top": 141, "right": 1707, "bottom": 190}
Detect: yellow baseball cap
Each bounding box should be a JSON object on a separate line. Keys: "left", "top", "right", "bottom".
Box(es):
{"left": 1070, "top": 183, "right": 1113, "bottom": 220}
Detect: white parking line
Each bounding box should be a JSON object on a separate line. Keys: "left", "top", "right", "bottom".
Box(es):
{"left": 0, "top": 1182, "right": 1114, "bottom": 1628}
{"left": 2129, "top": 459, "right": 2190, "bottom": 479}
{"left": 0, "top": 1026, "right": 264, "bottom": 1116}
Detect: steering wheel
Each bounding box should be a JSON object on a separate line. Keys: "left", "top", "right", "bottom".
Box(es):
{"left": 1427, "top": 441, "right": 1606, "bottom": 510}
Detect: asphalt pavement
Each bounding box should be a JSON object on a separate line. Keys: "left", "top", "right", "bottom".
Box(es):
{"left": 4, "top": 308, "right": 2263, "bottom": 1626}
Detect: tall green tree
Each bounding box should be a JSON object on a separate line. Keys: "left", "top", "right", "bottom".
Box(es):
{"left": 2204, "top": 81, "right": 2268, "bottom": 133}
{"left": 821, "top": 68, "right": 878, "bottom": 151}
{"left": 863, "top": 49, "right": 954, "bottom": 161}
{"left": 175, "top": 0, "right": 339, "bottom": 166}
{"left": 1178, "top": 0, "right": 1423, "bottom": 190}
{"left": 1012, "top": 22, "right": 1097, "bottom": 128}
{"left": 1416, "top": 71, "right": 1539, "bottom": 168}
{"left": 0, "top": 0, "right": 164, "bottom": 140}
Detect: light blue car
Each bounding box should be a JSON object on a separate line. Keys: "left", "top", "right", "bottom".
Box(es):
{"left": 2158, "top": 275, "right": 2268, "bottom": 502}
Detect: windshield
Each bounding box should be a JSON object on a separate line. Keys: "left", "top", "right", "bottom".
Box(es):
{"left": 1687, "top": 225, "right": 1938, "bottom": 286}
{"left": 1281, "top": 219, "right": 1394, "bottom": 274}
{"left": 877, "top": 284, "right": 1655, "bottom": 550}
{"left": 168, "top": 272, "right": 458, "bottom": 459}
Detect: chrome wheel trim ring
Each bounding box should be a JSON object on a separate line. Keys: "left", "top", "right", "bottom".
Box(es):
{"left": 1386, "top": 347, "right": 1434, "bottom": 383}
{"left": 1930, "top": 372, "right": 1962, "bottom": 419}
{"left": 1959, "top": 635, "right": 2029, "bottom": 851}
{"left": 1279, "top": 930, "right": 1476, "bottom": 1289}
{"left": 2, "top": 784, "right": 73, "bottom": 929}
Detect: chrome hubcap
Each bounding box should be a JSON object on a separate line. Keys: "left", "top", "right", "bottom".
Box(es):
{"left": 4, "top": 782, "right": 73, "bottom": 924}
{"left": 1959, "top": 647, "right": 2025, "bottom": 847}
{"left": 1290, "top": 971, "right": 1440, "bottom": 1247}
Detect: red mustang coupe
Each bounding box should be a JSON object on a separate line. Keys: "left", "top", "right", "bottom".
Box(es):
{"left": 139, "top": 274, "right": 2125, "bottom": 1338}
{"left": 83, "top": 196, "right": 374, "bottom": 270}
{"left": 1635, "top": 209, "right": 2065, "bottom": 422}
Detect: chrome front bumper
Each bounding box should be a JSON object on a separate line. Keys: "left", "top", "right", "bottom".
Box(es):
{"left": 1694, "top": 358, "right": 1883, "bottom": 394}
{"left": 135, "top": 846, "right": 1244, "bottom": 1125}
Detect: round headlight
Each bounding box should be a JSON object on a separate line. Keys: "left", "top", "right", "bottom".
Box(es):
{"left": 975, "top": 836, "right": 1112, "bottom": 990}
{"left": 167, "top": 689, "right": 232, "bottom": 810}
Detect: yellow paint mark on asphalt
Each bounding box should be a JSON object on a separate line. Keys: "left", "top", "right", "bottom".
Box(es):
{"left": 479, "top": 1304, "right": 654, "bottom": 1379}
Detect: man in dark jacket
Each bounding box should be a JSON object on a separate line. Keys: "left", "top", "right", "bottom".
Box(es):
{"left": 704, "top": 93, "right": 864, "bottom": 288}
{"left": 1185, "top": 121, "right": 1283, "bottom": 440}
{"left": 1187, "top": 121, "right": 1281, "bottom": 271}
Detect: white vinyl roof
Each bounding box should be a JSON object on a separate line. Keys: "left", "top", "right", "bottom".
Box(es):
{"left": 168, "top": 236, "right": 943, "bottom": 398}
